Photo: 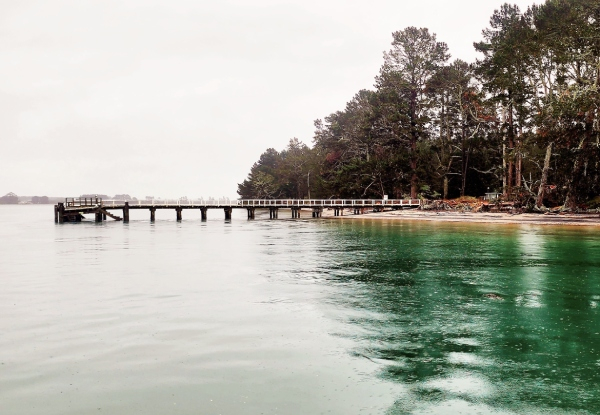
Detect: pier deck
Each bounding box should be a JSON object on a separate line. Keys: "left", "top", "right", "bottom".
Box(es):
{"left": 54, "top": 198, "right": 422, "bottom": 223}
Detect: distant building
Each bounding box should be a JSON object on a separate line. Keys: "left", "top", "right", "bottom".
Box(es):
{"left": 113, "top": 194, "right": 133, "bottom": 201}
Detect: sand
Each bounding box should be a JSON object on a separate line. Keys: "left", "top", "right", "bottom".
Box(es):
{"left": 320, "top": 208, "right": 600, "bottom": 227}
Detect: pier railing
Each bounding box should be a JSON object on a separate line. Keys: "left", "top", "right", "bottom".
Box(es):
{"left": 237, "top": 199, "right": 421, "bottom": 207}
{"left": 65, "top": 197, "right": 103, "bottom": 207}
{"left": 94, "top": 199, "right": 422, "bottom": 208}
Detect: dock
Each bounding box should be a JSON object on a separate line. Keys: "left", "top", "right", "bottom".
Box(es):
{"left": 54, "top": 198, "right": 422, "bottom": 223}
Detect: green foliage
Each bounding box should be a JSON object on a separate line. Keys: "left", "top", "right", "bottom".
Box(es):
{"left": 587, "top": 196, "right": 600, "bottom": 209}
{"left": 417, "top": 185, "right": 441, "bottom": 200}
{"left": 237, "top": 140, "right": 315, "bottom": 199}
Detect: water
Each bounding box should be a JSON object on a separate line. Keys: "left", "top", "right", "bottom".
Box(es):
{"left": 1, "top": 205, "right": 599, "bottom": 414}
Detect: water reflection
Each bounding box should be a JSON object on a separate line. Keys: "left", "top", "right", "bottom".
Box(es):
{"left": 322, "top": 221, "right": 600, "bottom": 414}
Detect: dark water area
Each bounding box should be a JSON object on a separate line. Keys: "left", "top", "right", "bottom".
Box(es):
{"left": 1, "top": 206, "right": 599, "bottom": 414}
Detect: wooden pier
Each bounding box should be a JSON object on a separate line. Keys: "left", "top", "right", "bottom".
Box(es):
{"left": 54, "top": 198, "right": 422, "bottom": 223}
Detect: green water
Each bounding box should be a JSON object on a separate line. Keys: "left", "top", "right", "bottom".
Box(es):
{"left": 1, "top": 206, "right": 599, "bottom": 414}
{"left": 324, "top": 220, "right": 600, "bottom": 414}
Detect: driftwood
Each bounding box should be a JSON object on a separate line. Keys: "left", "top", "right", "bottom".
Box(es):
{"left": 422, "top": 198, "right": 490, "bottom": 213}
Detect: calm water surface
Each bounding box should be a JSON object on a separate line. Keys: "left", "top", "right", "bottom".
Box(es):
{"left": 1, "top": 205, "right": 599, "bottom": 414}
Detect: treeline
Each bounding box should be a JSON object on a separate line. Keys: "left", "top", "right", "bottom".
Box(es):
{"left": 238, "top": 0, "right": 600, "bottom": 210}
{"left": 0, "top": 193, "right": 53, "bottom": 204}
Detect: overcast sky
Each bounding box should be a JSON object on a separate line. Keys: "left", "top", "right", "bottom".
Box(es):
{"left": 1, "top": 0, "right": 538, "bottom": 199}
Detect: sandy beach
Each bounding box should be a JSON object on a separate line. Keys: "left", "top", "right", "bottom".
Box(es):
{"left": 321, "top": 208, "right": 600, "bottom": 226}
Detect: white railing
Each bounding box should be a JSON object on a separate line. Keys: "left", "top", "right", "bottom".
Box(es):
{"left": 237, "top": 199, "right": 421, "bottom": 207}
{"left": 65, "top": 197, "right": 103, "bottom": 207}
{"left": 100, "top": 198, "right": 234, "bottom": 207}
{"left": 97, "top": 199, "right": 422, "bottom": 208}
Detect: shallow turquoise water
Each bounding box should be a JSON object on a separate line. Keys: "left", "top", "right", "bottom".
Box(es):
{"left": 1, "top": 206, "right": 599, "bottom": 414}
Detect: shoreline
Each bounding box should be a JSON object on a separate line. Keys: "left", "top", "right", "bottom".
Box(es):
{"left": 321, "top": 208, "right": 600, "bottom": 227}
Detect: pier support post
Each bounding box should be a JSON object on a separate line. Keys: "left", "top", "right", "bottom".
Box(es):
{"left": 57, "top": 203, "right": 64, "bottom": 223}
{"left": 269, "top": 208, "right": 278, "bottom": 219}
{"left": 200, "top": 208, "right": 207, "bottom": 221}
{"left": 312, "top": 208, "right": 322, "bottom": 218}
{"left": 292, "top": 208, "right": 301, "bottom": 219}
{"left": 102, "top": 213, "right": 107, "bottom": 221}
{"left": 247, "top": 207, "right": 255, "bottom": 220}
{"left": 150, "top": 208, "right": 156, "bottom": 222}
{"left": 54, "top": 205, "right": 59, "bottom": 223}
{"left": 123, "top": 202, "right": 130, "bottom": 223}
{"left": 95, "top": 209, "right": 103, "bottom": 223}
{"left": 176, "top": 207, "right": 182, "bottom": 221}
{"left": 224, "top": 207, "right": 232, "bottom": 220}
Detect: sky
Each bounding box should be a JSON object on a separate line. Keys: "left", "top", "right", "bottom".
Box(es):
{"left": 0, "top": 0, "right": 539, "bottom": 200}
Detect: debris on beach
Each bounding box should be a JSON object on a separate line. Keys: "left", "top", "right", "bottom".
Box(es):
{"left": 422, "top": 197, "right": 489, "bottom": 213}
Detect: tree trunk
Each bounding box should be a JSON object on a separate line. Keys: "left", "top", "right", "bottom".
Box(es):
{"left": 410, "top": 162, "right": 418, "bottom": 199}
{"left": 536, "top": 142, "right": 553, "bottom": 209}
{"left": 443, "top": 157, "right": 452, "bottom": 200}
{"left": 410, "top": 89, "right": 418, "bottom": 199}
{"left": 501, "top": 107, "right": 507, "bottom": 196}
{"left": 516, "top": 138, "right": 522, "bottom": 188}
{"left": 443, "top": 176, "right": 448, "bottom": 200}
{"left": 502, "top": 141, "right": 507, "bottom": 196}
{"left": 461, "top": 150, "right": 470, "bottom": 197}
{"left": 507, "top": 104, "right": 515, "bottom": 198}
{"left": 564, "top": 126, "right": 591, "bottom": 210}
{"left": 460, "top": 125, "right": 469, "bottom": 197}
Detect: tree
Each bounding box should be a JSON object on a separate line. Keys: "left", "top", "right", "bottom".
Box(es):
{"left": 428, "top": 60, "right": 492, "bottom": 197}
{"left": 531, "top": 0, "right": 600, "bottom": 209}
{"left": 377, "top": 27, "right": 450, "bottom": 198}
{"left": 237, "top": 148, "right": 283, "bottom": 199}
{"left": 278, "top": 138, "right": 311, "bottom": 199}
{"left": 0, "top": 192, "right": 19, "bottom": 204}
{"left": 475, "top": 4, "right": 536, "bottom": 197}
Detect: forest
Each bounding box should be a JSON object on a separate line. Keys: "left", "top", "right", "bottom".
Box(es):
{"left": 238, "top": 0, "right": 600, "bottom": 211}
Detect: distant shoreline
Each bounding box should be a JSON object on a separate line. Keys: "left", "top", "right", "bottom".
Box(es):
{"left": 322, "top": 209, "right": 600, "bottom": 227}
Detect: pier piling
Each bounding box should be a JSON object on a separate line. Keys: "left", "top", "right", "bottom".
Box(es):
{"left": 269, "top": 208, "right": 278, "bottom": 219}
{"left": 58, "top": 203, "right": 65, "bottom": 223}
{"left": 123, "top": 202, "right": 130, "bottom": 223}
